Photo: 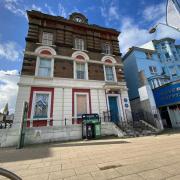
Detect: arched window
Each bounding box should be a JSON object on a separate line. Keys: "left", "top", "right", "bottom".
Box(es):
{"left": 76, "top": 55, "right": 85, "bottom": 60}
{"left": 101, "top": 56, "right": 117, "bottom": 82}
{"left": 35, "top": 46, "right": 56, "bottom": 78}
{"left": 72, "top": 51, "right": 89, "bottom": 80}
{"left": 40, "top": 50, "right": 52, "bottom": 55}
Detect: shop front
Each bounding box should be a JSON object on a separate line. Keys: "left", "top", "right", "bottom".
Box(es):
{"left": 153, "top": 81, "right": 180, "bottom": 128}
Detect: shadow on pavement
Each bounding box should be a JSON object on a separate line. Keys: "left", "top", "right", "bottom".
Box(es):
{"left": 0, "top": 139, "right": 129, "bottom": 163}
{"left": 51, "top": 140, "right": 130, "bottom": 148}
{"left": 0, "top": 146, "right": 51, "bottom": 163}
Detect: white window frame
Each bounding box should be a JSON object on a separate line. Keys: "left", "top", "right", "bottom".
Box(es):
{"left": 75, "top": 38, "right": 84, "bottom": 51}
{"left": 104, "top": 65, "right": 117, "bottom": 82}
{"left": 74, "top": 92, "right": 90, "bottom": 118}
{"left": 154, "top": 79, "right": 158, "bottom": 88}
{"left": 31, "top": 91, "right": 52, "bottom": 120}
{"left": 35, "top": 56, "right": 54, "bottom": 78}
{"left": 42, "top": 32, "right": 53, "bottom": 46}
{"left": 171, "top": 67, "right": 177, "bottom": 76}
{"left": 74, "top": 61, "right": 88, "bottom": 80}
{"left": 103, "top": 43, "right": 111, "bottom": 55}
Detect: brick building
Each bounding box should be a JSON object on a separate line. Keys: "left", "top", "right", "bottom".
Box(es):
{"left": 14, "top": 10, "right": 132, "bottom": 127}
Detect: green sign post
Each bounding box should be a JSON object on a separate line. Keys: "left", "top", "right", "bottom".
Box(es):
{"left": 17, "top": 102, "right": 28, "bottom": 149}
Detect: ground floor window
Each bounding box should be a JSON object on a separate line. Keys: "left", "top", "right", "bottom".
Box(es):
{"left": 72, "top": 89, "right": 91, "bottom": 124}
{"left": 28, "top": 87, "right": 54, "bottom": 127}
{"left": 33, "top": 93, "right": 50, "bottom": 119}
{"left": 76, "top": 94, "right": 88, "bottom": 117}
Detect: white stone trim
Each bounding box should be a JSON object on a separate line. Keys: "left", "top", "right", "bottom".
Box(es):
{"left": 72, "top": 51, "right": 90, "bottom": 60}
{"left": 101, "top": 55, "right": 117, "bottom": 63}
{"left": 25, "top": 51, "right": 123, "bottom": 66}
{"left": 18, "top": 76, "right": 127, "bottom": 89}
{"left": 35, "top": 46, "right": 56, "bottom": 55}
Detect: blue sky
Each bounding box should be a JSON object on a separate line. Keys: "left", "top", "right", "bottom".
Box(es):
{"left": 0, "top": 0, "right": 180, "bottom": 112}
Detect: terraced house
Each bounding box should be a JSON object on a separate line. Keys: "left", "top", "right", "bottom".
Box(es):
{"left": 14, "top": 10, "right": 132, "bottom": 128}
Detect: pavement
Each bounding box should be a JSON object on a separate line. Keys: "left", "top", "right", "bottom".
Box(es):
{"left": 1, "top": 132, "right": 180, "bottom": 180}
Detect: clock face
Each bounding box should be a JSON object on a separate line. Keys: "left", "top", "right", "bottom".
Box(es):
{"left": 74, "top": 17, "right": 83, "bottom": 23}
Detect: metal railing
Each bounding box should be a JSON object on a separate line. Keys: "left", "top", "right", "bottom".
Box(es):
{"left": 0, "top": 119, "right": 13, "bottom": 129}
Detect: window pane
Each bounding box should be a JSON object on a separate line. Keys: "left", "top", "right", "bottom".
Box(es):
{"left": 38, "top": 67, "right": 51, "bottom": 77}
{"left": 42, "top": 32, "right": 53, "bottom": 45}
{"left": 75, "top": 38, "right": 84, "bottom": 50}
{"left": 38, "top": 59, "right": 51, "bottom": 77}
{"left": 76, "top": 63, "right": 85, "bottom": 79}
{"left": 40, "top": 59, "right": 51, "bottom": 67}
{"left": 103, "top": 44, "right": 111, "bottom": 54}
{"left": 149, "top": 66, "right": 157, "bottom": 74}
{"left": 33, "top": 94, "right": 49, "bottom": 118}
{"left": 105, "top": 66, "right": 114, "bottom": 81}
{"left": 77, "top": 95, "right": 87, "bottom": 117}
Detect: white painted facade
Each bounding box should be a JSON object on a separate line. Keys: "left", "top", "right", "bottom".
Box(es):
{"left": 14, "top": 76, "right": 131, "bottom": 126}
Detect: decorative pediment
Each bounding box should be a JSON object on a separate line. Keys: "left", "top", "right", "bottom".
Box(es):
{"left": 69, "top": 13, "right": 88, "bottom": 24}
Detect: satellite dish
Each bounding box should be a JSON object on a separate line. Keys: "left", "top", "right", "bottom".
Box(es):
{"left": 166, "top": 0, "right": 180, "bottom": 30}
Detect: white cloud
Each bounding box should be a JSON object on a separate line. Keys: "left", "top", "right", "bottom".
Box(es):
{"left": 0, "top": 41, "right": 22, "bottom": 61}
{"left": 58, "top": 3, "right": 67, "bottom": 17}
{"left": 142, "top": 3, "right": 166, "bottom": 22}
{"left": 3, "top": 0, "right": 26, "bottom": 17}
{"left": 45, "top": 3, "right": 56, "bottom": 16}
{"left": 31, "top": 4, "right": 42, "bottom": 12}
{"left": 3, "top": 0, "right": 65, "bottom": 18}
{"left": 120, "top": 2, "right": 180, "bottom": 54}
{"left": 0, "top": 70, "right": 19, "bottom": 113}
{"left": 119, "top": 17, "right": 153, "bottom": 54}
{"left": 109, "top": 5, "right": 119, "bottom": 20}
{"left": 100, "top": 0, "right": 120, "bottom": 26}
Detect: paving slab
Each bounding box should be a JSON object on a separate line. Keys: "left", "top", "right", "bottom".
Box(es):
{"left": 1, "top": 133, "right": 180, "bottom": 179}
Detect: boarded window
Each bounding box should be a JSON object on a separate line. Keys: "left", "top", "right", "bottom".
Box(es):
{"left": 77, "top": 95, "right": 87, "bottom": 117}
